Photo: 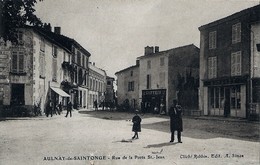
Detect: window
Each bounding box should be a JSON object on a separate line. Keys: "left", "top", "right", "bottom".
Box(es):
{"left": 52, "top": 45, "right": 58, "bottom": 58}
{"left": 208, "top": 57, "right": 217, "bottom": 79}
{"left": 231, "top": 86, "right": 241, "bottom": 109}
{"left": 12, "top": 51, "right": 24, "bottom": 73}
{"left": 232, "top": 23, "right": 241, "bottom": 44}
{"left": 147, "top": 60, "right": 151, "bottom": 69}
{"left": 209, "top": 31, "right": 217, "bottom": 49}
{"left": 77, "top": 51, "right": 81, "bottom": 65}
{"left": 82, "top": 55, "right": 85, "bottom": 68}
{"left": 40, "top": 38, "right": 45, "bottom": 52}
{"left": 159, "top": 72, "right": 165, "bottom": 87}
{"left": 130, "top": 71, "right": 133, "bottom": 76}
{"left": 231, "top": 51, "right": 241, "bottom": 76}
{"left": 209, "top": 87, "right": 224, "bottom": 109}
{"left": 128, "top": 81, "right": 135, "bottom": 91}
{"left": 160, "top": 57, "right": 165, "bottom": 66}
{"left": 107, "top": 81, "right": 111, "bottom": 85}
{"left": 52, "top": 58, "right": 57, "bottom": 81}
{"left": 147, "top": 74, "right": 151, "bottom": 89}
{"left": 39, "top": 52, "right": 45, "bottom": 78}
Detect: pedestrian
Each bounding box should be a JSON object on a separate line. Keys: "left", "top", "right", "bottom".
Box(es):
{"left": 94, "top": 100, "right": 98, "bottom": 111}
{"left": 48, "top": 100, "right": 53, "bottom": 117}
{"left": 160, "top": 102, "right": 165, "bottom": 115}
{"left": 169, "top": 99, "right": 183, "bottom": 143}
{"left": 57, "top": 102, "right": 62, "bottom": 115}
{"left": 65, "top": 101, "right": 72, "bottom": 117}
{"left": 224, "top": 98, "right": 230, "bottom": 117}
{"left": 132, "top": 110, "right": 142, "bottom": 139}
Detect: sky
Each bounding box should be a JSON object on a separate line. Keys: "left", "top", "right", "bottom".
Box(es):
{"left": 35, "top": 0, "right": 259, "bottom": 77}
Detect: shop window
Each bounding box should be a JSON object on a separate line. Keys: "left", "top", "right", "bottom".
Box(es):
{"left": 209, "top": 87, "right": 225, "bottom": 109}
{"left": 231, "top": 86, "right": 241, "bottom": 109}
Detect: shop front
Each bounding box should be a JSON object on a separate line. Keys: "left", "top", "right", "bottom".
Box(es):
{"left": 204, "top": 77, "right": 248, "bottom": 118}
{"left": 141, "top": 89, "right": 166, "bottom": 114}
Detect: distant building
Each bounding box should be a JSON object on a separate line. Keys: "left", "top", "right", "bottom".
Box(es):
{"left": 115, "top": 44, "right": 200, "bottom": 114}
{"left": 199, "top": 5, "right": 260, "bottom": 118}
{"left": 138, "top": 45, "right": 199, "bottom": 114}
{"left": 88, "top": 62, "right": 106, "bottom": 109}
{"left": 105, "top": 76, "right": 115, "bottom": 108}
{"left": 115, "top": 60, "right": 140, "bottom": 110}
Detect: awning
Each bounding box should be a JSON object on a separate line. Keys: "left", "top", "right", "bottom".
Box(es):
{"left": 50, "top": 87, "right": 70, "bottom": 97}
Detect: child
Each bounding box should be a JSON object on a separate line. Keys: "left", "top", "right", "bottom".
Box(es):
{"left": 132, "top": 110, "right": 142, "bottom": 139}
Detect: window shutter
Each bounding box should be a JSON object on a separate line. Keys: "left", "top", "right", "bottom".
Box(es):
{"left": 12, "top": 51, "right": 18, "bottom": 72}
{"left": 236, "top": 52, "right": 241, "bottom": 75}
{"left": 212, "top": 57, "right": 217, "bottom": 78}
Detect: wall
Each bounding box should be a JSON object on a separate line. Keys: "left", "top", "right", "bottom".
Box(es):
{"left": 116, "top": 65, "right": 139, "bottom": 109}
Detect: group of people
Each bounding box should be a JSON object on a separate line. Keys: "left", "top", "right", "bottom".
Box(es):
{"left": 132, "top": 99, "right": 183, "bottom": 143}
{"left": 45, "top": 100, "right": 73, "bottom": 118}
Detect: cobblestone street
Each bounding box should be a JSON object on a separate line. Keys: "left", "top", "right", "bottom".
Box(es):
{"left": 0, "top": 110, "right": 259, "bottom": 165}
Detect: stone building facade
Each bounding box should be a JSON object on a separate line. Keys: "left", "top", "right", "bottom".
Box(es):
{"left": 199, "top": 5, "right": 260, "bottom": 118}
{"left": 115, "top": 61, "right": 139, "bottom": 110}
{"left": 115, "top": 44, "right": 199, "bottom": 113}
{"left": 0, "top": 26, "right": 91, "bottom": 116}
{"left": 88, "top": 62, "right": 106, "bottom": 109}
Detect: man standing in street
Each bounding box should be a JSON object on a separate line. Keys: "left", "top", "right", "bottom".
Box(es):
{"left": 65, "top": 101, "right": 72, "bottom": 117}
{"left": 169, "top": 99, "right": 183, "bottom": 143}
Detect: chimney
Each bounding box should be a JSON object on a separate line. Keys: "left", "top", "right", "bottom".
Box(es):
{"left": 54, "top": 27, "right": 61, "bottom": 35}
{"left": 144, "top": 46, "right": 154, "bottom": 55}
{"left": 136, "top": 59, "right": 140, "bottom": 66}
{"left": 155, "top": 46, "right": 159, "bottom": 53}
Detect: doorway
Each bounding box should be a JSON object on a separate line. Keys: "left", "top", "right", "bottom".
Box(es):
{"left": 224, "top": 88, "right": 230, "bottom": 117}
{"left": 11, "top": 84, "right": 25, "bottom": 105}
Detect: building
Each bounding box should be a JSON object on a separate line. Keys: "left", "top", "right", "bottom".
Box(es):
{"left": 105, "top": 76, "right": 115, "bottom": 108}
{"left": 88, "top": 62, "right": 106, "bottom": 109}
{"left": 115, "top": 44, "right": 199, "bottom": 113}
{"left": 115, "top": 60, "right": 139, "bottom": 110}
{"left": 138, "top": 45, "right": 199, "bottom": 114}
{"left": 40, "top": 27, "right": 91, "bottom": 109}
{"left": 199, "top": 5, "right": 260, "bottom": 118}
{"left": 0, "top": 26, "right": 91, "bottom": 116}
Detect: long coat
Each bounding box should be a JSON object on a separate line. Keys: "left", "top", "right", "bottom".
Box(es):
{"left": 169, "top": 105, "right": 183, "bottom": 132}
{"left": 132, "top": 115, "right": 142, "bottom": 132}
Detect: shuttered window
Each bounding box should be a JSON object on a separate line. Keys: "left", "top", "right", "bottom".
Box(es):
{"left": 231, "top": 51, "right": 241, "bottom": 76}
{"left": 208, "top": 57, "right": 217, "bottom": 79}
{"left": 12, "top": 51, "right": 24, "bottom": 73}
{"left": 209, "top": 31, "right": 217, "bottom": 49}
{"left": 232, "top": 23, "right": 241, "bottom": 44}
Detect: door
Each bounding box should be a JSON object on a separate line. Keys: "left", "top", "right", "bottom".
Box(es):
{"left": 224, "top": 88, "right": 230, "bottom": 117}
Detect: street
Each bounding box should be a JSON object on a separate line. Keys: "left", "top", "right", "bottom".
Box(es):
{"left": 0, "top": 110, "right": 259, "bottom": 165}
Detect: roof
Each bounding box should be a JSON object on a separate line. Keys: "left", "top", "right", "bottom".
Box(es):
{"left": 137, "top": 44, "right": 199, "bottom": 60}
{"left": 115, "top": 64, "right": 139, "bottom": 75}
{"left": 27, "top": 26, "right": 91, "bottom": 56}
{"left": 199, "top": 4, "right": 260, "bottom": 31}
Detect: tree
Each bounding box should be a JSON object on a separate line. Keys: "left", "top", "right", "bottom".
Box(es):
{"left": 0, "top": 0, "right": 43, "bottom": 42}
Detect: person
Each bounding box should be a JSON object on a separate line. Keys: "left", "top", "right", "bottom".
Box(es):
{"left": 160, "top": 102, "right": 165, "bottom": 115}
{"left": 132, "top": 110, "right": 142, "bottom": 139}
{"left": 224, "top": 99, "right": 230, "bottom": 117}
{"left": 94, "top": 100, "right": 98, "bottom": 111}
{"left": 47, "top": 100, "right": 53, "bottom": 117}
{"left": 169, "top": 99, "right": 183, "bottom": 143}
{"left": 57, "top": 102, "right": 62, "bottom": 115}
{"left": 65, "top": 101, "right": 72, "bottom": 117}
